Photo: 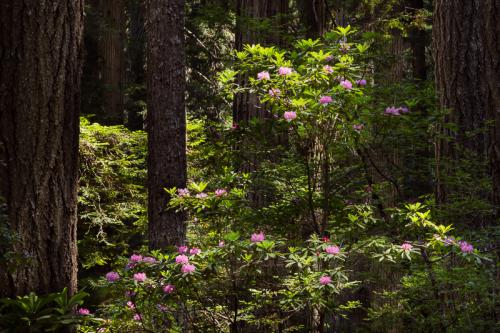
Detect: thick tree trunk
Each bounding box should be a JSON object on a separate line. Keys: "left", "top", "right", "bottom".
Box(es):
{"left": 0, "top": 0, "right": 83, "bottom": 296}
{"left": 297, "top": 0, "right": 326, "bottom": 38}
{"left": 483, "top": 0, "right": 500, "bottom": 209}
{"left": 99, "top": 0, "right": 125, "bottom": 124}
{"left": 145, "top": 0, "right": 187, "bottom": 249}
{"left": 434, "top": 0, "right": 500, "bottom": 207}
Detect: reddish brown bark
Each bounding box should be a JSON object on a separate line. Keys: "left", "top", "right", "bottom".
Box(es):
{"left": 0, "top": 0, "right": 83, "bottom": 296}
{"left": 145, "top": 0, "right": 187, "bottom": 249}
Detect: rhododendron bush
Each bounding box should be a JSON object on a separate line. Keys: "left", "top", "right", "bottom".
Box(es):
{"left": 77, "top": 27, "right": 495, "bottom": 332}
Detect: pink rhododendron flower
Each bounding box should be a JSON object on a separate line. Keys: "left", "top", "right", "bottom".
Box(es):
{"left": 163, "top": 284, "right": 175, "bottom": 294}
{"left": 257, "top": 71, "right": 270, "bottom": 80}
{"left": 78, "top": 308, "right": 90, "bottom": 315}
{"left": 181, "top": 263, "right": 196, "bottom": 274}
{"left": 195, "top": 192, "right": 208, "bottom": 199}
{"left": 178, "top": 246, "right": 188, "bottom": 254}
{"left": 278, "top": 66, "right": 293, "bottom": 76}
{"left": 105, "top": 271, "right": 120, "bottom": 282}
{"left": 218, "top": 240, "right": 225, "bottom": 247}
{"left": 323, "top": 65, "right": 333, "bottom": 73}
{"left": 127, "top": 301, "right": 136, "bottom": 310}
{"left": 401, "top": 243, "right": 413, "bottom": 251}
{"left": 325, "top": 245, "right": 340, "bottom": 255}
{"left": 325, "top": 55, "right": 334, "bottom": 62}
{"left": 133, "top": 273, "right": 147, "bottom": 282}
{"left": 319, "top": 276, "right": 332, "bottom": 285}
{"left": 353, "top": 124, "right": 364, "bottom": 131}
{"left": 125, "top": 290, "right": 136, "bottom": 297}
{"left": 340, "top": 80, "right": 352, "bottom": 90}
{"left": 283, "top": 111, "right": 297, "bottom": 122}
{"left": 190, "top": 247, "right": 201, "bottom": 255}
{"left": 133, "top": 314, "right": 141, "bottom": 321}
{"left": 215, "top": 188, "right": 227, "bottom": 197}
{"left": 319, "top": 96, "right": 333, "bottom": 104}
{"left": 175, "top": 254, "right": 189, "bottom": 264}
{"left": 251, "top": 232, "right": 265, "bottom": 243}
{"left": 129, "top": 254, "right": 143, "bottom": 263}
{"left": 356, "top": 79, "right": 367, "bottom": 86}
{"left": 142, "top": 256, "right": 157, "bottom": 264}
{"left": 385, "top": 106, "right": 400, "bottom": 115}
{"left": 177, "top": 188, "right": 190, "bottom": 197}
{"left": 269, "top": 88, "right": 281, "bottom": 97}
{"left": 459, "top": 241, "right": 474, "bottom": 253}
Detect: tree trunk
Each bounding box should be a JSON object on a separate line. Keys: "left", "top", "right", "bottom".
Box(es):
{"left": 434, "top": 0, "right": 491, "bottom": 156}
{"left": 234, "top": 0, "right": 288, "bottom": 124}
{"left": 297, "top": 0, "right": 326, "bottom": 38}
{"left": 407, "top": 0, "right": 427, "bottom": 81}
{"left": 0, "top": 0, "right": 83, "bottom": 296}
{"left": 145, "top": 0, "right": 187, "bottom": 249}
{"left": 434, "top": 0, "right": 500, "bottom": 207}
{"left": 125, "top": 0, "right": 146, "bottom": 130}
{"left": 98, "top": 0, "right": 125, "bottom": 124}
{"left": 483, "top": 0, "right": 500, "bottom": 209}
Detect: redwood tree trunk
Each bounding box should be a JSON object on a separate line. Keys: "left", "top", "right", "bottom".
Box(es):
{"left": 99, "top": 0, "right": 125, "bottom": 124}
{"left": 0, "top": 0, "right": 83, "bottom": 296}
{"left": 434, "top": 0, "right": 500, "bottom": 207}
{"left": 145, "top": 0, "right": 187, "bottom": 249}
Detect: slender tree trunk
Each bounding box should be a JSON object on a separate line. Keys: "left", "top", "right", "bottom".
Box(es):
{"left": 145, "top": 0, "right": 187, "bottom": 249}
{"left": 0, "top": 0, "right": 83, "bottom": 296}
{"left": 298, "top": 0, "right": 326, "bottom": 38}
{"left": 407, "top": 0, "right": 427, "bottom": 81}
{"left": 233, "top": 0, "right": 288, "bottom": 124}
{"left": 99, "top": 0, "right": 125, "bottom": 124}
{"left": 126, "top": 0, "right": 146, "bottom": 130}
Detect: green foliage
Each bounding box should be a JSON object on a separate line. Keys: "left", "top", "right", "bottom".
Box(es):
{"left": 0, "top": 288, "right": 94, "bottom": 332}
{"left": 78, "top": 118, "right": 147, "bottom": 270}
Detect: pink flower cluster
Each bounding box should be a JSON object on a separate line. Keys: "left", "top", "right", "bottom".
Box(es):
{"left": 105, "top": 271, "right": 120, "bottom": 282}
{"left": 215, "top": 188, "right": 227, "bottom": 197}
{"left": 163, "top": 284, "right": 175, "bottom": 294}
{"left": 195, "top": 192, "right": 208, "bottom": 199}
{"left": 385, "top": 106, "right": 409, "bottom": 116}
{"left": 353, "top": 124, "right": 364, "bottom": 131}
{"left": 181, "top": 264, "right": 196, "bottom": 274}
{"left": 356, "top": 79, "right": 367, "bottom": 86}
{"left": 401, "top": 243, "right": 413, "bottom": 251}
{"left": 283, "top": 111, "right": 297, "bottom": 122}
{"left": 78, "top": 308, "right": 90, "bottom": 316}
{"left": 278, "top": 66, "right": 293, "bottom": 76}
{"left": 319, "top": 275, "right": 332, "bottom": 285}
{"left": 251, "top": 232, "right": 265, "bottom": 243}
{"left": 133, "top": 273, "right": 147, "bottom": 282}
{"left": 175, "top": 254, "right": 189, "bottom": 264}
{"left": 459, "top": 241, "right": 474, "bottom": 253}
{"left": 323, "top": 65, "right": 333, "bottom": 73}
{"left": 319, "top": 96, "right": 333, "bottom": 104}
{"left": 178, "top": 188, "right": 190, "bottom": 197}
{"left": 325, "top": 245, "right": 340, "bottom": 255}
{"left": 257, "top": 71, "right": 270, "bottom": 80}
{"left": 340, "top": 80, "right": 352, "bottom": 90}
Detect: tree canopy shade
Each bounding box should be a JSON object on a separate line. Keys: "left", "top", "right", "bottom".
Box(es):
{"left": 0, "top": 0, "right": 84, "bottom": 296}
{"left": 145, "top": 0, "right": 187, "bottom": 249}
